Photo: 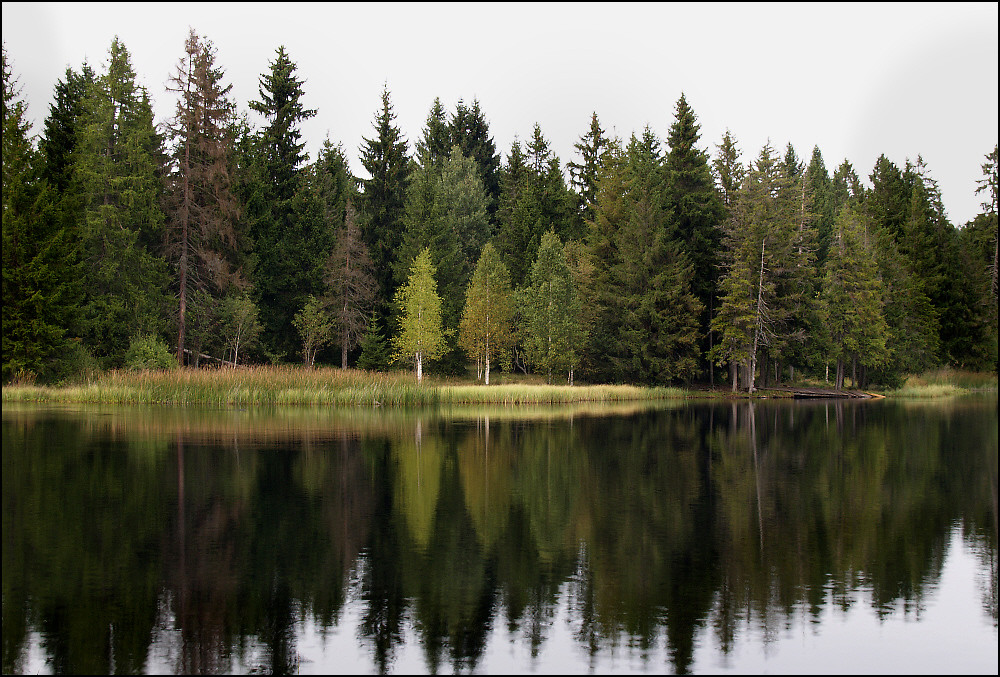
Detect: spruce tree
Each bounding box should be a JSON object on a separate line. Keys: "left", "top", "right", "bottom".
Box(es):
{"left": 449, "top": 98, "right": 501, "bottom": 218}
{"left": 663, "top": 94, "right": 724, "bottom": 380}
{"left": 2, "top": 47, "right": 80, "bottom": 382}
{"left": 819, "top": 206, "right": 890, "bottom": 389}
{"left": 73, "top": 37, "right": 170, "bottom": 364}
{"left": 244, "top": 45, "right": 319, "bottom": 361}
{"left": 39, "top": 63, "right": 95, "bottom": 193}
{"left": 525, "top": 230, "right": 581, "bottom": 384}
{"left": 567, "top": 111, "right": 608, "bottom": 224}
{"left": 324, "top": 201, "right": 376, "bottom": 369}
{"left": 164, "top": 30, "right": 241, "bottom": 363}
{"left": 360, "top": 85, "right": 410, "bottom": 322}
{"left": 415, "top": 97, "right": 451, "bottom": 172}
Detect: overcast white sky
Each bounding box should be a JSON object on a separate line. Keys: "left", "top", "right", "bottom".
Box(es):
{"left": 3, "top": 2, "right": 998, "bottom": 225}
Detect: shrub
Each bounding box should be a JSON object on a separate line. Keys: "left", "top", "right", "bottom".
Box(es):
{"left": 124, "top": 334, "right": 177, "bottom": 371}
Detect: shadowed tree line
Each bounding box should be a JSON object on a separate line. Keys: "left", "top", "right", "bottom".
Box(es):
{"left": 3, "top": 36, "right": 996, "bottom": 387}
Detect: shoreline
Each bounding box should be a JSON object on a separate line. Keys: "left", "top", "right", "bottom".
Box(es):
{"left": 3, "top": 366, "right": 994, "bottom": 406}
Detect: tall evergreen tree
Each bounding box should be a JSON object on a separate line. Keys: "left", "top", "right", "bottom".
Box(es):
{"left": 449, "top": 98, "right": 501, "bottom": 218}
{"left": 494, "top": 139, "right": 539, "bottom": 287}
{"left": 524, "top": 230, "right": 581, "bottom": 383}
{"left": 39, "top": 63, "right": 95, "bottom": 193}
{"left": 244, "top": 45, "right": 319, "bottom": 360}
{"left": 2, "top": 47, "right": 80, "bottom": 381}
{"left": 324, "top": 200, "right": 376, "bottom": 369}
{"left": 415, "top": 97, "right": 451, "bottom": 172}
{"left": 710, "top": 141, "right": 798, "bottom": 392}
{"left": 164, "top": 29, "right": 241, "bottom": 363}
{"left": 805, "top": 146, "right": 834, "bottom": 266}
{"left": 567, "top": 111, "right": 608, "bottom": 224}
{"left": 713, "top": 129, "right": 745, "bottom": 212}
{"left": 819, "top": 206, "right": 890, "bottom": 389}
{"left": 73, "top": 36, "right": 170, "bottom": 364}
{"left": 663, "top": 94, "right": 724, "bottom": 380}
{"left": 360, "top": 84, "right": 410, "bottom": 323}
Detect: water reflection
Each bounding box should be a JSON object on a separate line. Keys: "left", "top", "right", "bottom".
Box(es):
{"left": 2, "top": 397, "right": 997, "bottom": 674}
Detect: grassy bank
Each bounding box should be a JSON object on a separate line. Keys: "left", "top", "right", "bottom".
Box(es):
{"left": 4, "top": 365, "right": 994, "bottom": 406}
{"left": 1, "top": 366, "right": 687, "bottom": 406}
{"left": 882, "top": 368, "right": 998, "bottom": 398}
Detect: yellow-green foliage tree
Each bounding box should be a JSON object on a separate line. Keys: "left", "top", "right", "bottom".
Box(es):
{"left": 393, "top": 248, "right": 448, "bottom": 382}
{"left": 460, "top": 243, "right": 515, "bottom": 384}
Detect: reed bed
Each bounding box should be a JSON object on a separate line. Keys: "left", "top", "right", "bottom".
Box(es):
{"left": 1, "top": 366, "right": 686, "bottom": 406}
{"left": 885, "top": 368, "right": 998, "bottom": 398}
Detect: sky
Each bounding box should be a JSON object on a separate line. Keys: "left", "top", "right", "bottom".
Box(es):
{"left": 3, "top": 1, "right": 998, "bottom": 226}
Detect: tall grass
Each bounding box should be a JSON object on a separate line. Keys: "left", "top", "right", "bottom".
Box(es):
{"left": 885, "top": 368, "right": 998, "bottom": 398}
{"left": 1, "top": 365, "right": 687, "bottom": 406}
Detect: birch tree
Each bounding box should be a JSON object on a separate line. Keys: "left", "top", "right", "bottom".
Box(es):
{"left": 393, "top": 248, "right": 448, "bottom": 382}
{"left": 459, "top": 243, "right": 515, "bottom": 384}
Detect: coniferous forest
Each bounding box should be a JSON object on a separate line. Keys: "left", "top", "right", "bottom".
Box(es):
{"left": 3, "top": 35, "right": 998, "bottom": 390}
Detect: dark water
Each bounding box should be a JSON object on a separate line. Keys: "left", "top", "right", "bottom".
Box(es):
{"left": 2, "top": 396, "right": 997, "bottom": 675}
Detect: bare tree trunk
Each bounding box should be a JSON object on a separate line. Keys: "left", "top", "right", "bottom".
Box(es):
{"left": 416, "top": 352, "right": 423, "bottom": 383}
{"left": 731, "top": 360, "right": 738, "bottom": 393}
{"left": 749, "top": 239, "right": 766, "bottom": 394}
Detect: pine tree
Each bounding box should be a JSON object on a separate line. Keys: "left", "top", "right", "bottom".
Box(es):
{"left": 663, "top": 95, "right": 724, "bottom": 381}
{"left": 164, "top": 30, "right": 241, "bottom": 364}
{"left": 357, "top": 310, "right": 391, "bottom": 372}
{"left": 415, "top": 97, "right": 451, "bottom": 172}
{"left": 392, "top": 248, "right": 448, "bottom": 382}
{"left": 567, "top": 111, "right": 608, "bottom": 224}
{"left": 325, "top": 200, "right": 376, "bottom": 368}
{"left": 39, "top": 63, "right": 95, "bottom": 193}
{"left": 449, "top": 98, "right": 501, "bottom": 217}
{"left": 525, "top": 230, "right": 582, "bottom": 384}
{"left": 2, "top": 47, "right": 80, "bottom": 381}
{"left": 819, "top": 206, "right": 890, "bottom": 389}
{"left": 244, "top": 45, "right": 319, "bottom": 360}
{"left": 73, "top": 36, "right": 170, "bottom": 364}
{"left": 360, "top": 84, "right": 410, "bottom": 321}
{"left": 459, "top": 243, "right": 515, "bottom": 384}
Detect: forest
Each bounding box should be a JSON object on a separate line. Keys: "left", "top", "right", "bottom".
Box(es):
{"left": 3, "top": 33, "right": 998, "bottom": 390}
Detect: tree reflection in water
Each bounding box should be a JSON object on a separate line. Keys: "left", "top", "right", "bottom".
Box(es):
{"left": 1, "top": 398, "right": 996, "bottom": 674}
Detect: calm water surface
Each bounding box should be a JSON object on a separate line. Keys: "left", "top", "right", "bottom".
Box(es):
{"left": 2, "top": 396, "right": 997, "bottom": 674}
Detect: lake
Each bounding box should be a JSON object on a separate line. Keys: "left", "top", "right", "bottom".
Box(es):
{"left": 2, "top": 395, "right": 997, "bottom": 674}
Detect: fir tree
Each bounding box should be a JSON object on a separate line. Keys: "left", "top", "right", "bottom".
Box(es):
{"left": 357, "top": 310, "right": 391, "bottom": 372}
{"left": 449, "top": 98, "right": 501, "bottom": 217}
{"left": 663, "top": 93, "right": 724, "bottom": 380}
{"left": 525, "top": 230, "right": 582, "bottom": 384}
{"left": 2, "top": 47, "right": 81, "bottom": 381}
{"left": 360, "top": 84, "right": 410, "bottom": 321}
{"left": 73, "top": 36, "right": 170, "bottom": 364}
{"left": 819, "top": 206, "right": 890, "bottom": 389}
{"left": 244, "top": 45, "right": 319, "bottom": 360}
{"left": 567, "top": 111, "right": 608, "bottom": 224}
{"left": 324, "top": 200, "right": 376, "bottom": 368}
